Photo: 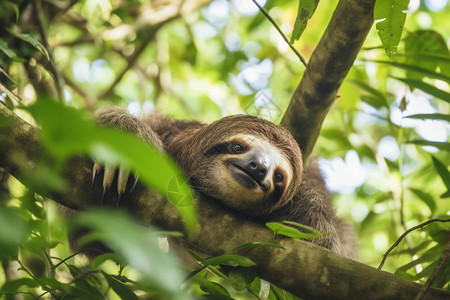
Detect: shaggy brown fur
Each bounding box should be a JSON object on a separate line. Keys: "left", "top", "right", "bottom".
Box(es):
{"left": 93, "top": 108, "right": 356, "bottom": 259}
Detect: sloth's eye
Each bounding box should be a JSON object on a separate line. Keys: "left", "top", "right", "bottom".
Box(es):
{"left": 232, "top": 142, "right": 244, "bottom": 153}
{"left": 274, "top": 172, "right": 284, "bottom": 183}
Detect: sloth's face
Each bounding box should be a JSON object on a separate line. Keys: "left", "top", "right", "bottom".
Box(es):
{"left": 198, "top": 134, "right": 294, "bottom": 216}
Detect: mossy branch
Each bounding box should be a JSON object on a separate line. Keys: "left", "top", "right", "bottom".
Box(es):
{"left": 1, "top": 104, "right": 450, "bottom": 300}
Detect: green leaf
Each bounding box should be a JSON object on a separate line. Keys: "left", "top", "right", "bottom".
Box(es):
{"left": 76, "top": 209, "right": 190, "bottom": 300}
{"left": 24, "top": 235, "right": 57, "bottom": 253}
{"left": 404, "top": 113, "right": 450, "bottom": 122}
{"left": 7, "top": 28, "right": 49, "bottom": 60}
{"left": 395, "top": 270, "right": 418, "bottom": 281}
{"left": 403, "top": 31, "right": 450, "bottom": 79}
{"left": 396, "top": 245, "right": 439, "bottom": 273}
{"left": 229, "top": 267, "right": 255, "bottom": 291}
{"left": 431, "top": 156, "right": 450, "bottom": 198}
{"left": 202, "top": 255, "right": 256, "bottom": 267}
{"left": 102, "top": 271, "right": 139, "bottom": 300}
{"left": 433, "top": 262, "right": 450, "bottom": 287}
{"left": 233, "top": 241, "right": 286, "bottom": 251}
{"left": 67, "top": 264, "right": 83, "bottom": 277}
{"left": 427, "top": 222, "right": 450, "bottom": 243}
{"left": 183, "top": 266, "right": 207, "bottom": 283}
{"left": 0, "top": 38, "right": 17, "bottom": 59}
{"left": 398, "top": 52, "right": 450, "bottom": 64}
{"left": 200, "top": 281, "right": 231, "bottom": 297}
{"left": 441, "top": 190, "right": 450, "bottom": 198}
{"left": 409, "top": 188, "right": 436, "bottom": 215}
{"left": 26, "top": 97, "right": 196, "bottom": 232}
{"left": 369, "top": 60, "right": 450, "bottom": 83}
{"left": 0, "top": 207, "right": 28, "bottom": 259}
{"left": 247, "top": 278, "right": 274, "bottom": 300}
{"left": 200, "top": 295, "right": 235, "bottom": 300}
{"left": 392, "top": 77, "right": 450, "bottom": 104}
{"left": 259, "top": 279, "right": 271, "bottom": 300}
{"left": 0, "top": 1, "right": 19, "bottom": 22}
{"left": 374, "top": 0, "right": 409, "bottom": 57}
{"left": 415, "top": 260, "right": 438, "bottom": 280}
{"left": 282, "top": 220, "right": 325, "bottom": 236}
{"left": 407, "top": 140, "right": 450, "bottom": 152}
{"left": 290, "top": 0, "right": 320, "bottom": 43}
{"left": 36, "top": 277, "right": 66, "bottom": 291}
{"left": 72, "top": 276, "right": 105, "bottom": 300}
{"left": 397, "top": 243, "right": 447, "bottom": 279}
{"left": 320, "top": 129, "right": 353, "bottom": 150}
{"left": 270, "top": 284, "right": 290, "bottom": 300}
{"left": 1, "top": 278, "right": 39, "bottom": 293}
{"left": 91, "top": 253, "right": 124, "bottom": 269}
{"left": 266, "top": 222, "right": 324, "bottom": 239}
{"left": 348, "top": 79, "right": 389, "bottom": 108}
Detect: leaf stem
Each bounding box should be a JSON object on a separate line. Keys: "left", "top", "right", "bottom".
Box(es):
{"left": 250, "top": 0, "right": 307, "bottom": 67}
{"left": 378, "top": 218, "right": 450, "bottom": 270}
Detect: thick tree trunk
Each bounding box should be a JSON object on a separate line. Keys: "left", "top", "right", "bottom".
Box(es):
{"left": 282, "top": 0, "right": 376, "bottom": 162}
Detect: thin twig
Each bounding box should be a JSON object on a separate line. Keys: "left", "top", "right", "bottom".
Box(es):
{"left": 33, "top": 0, "right": 66, "bottom": 102}
{"left": 99, "top": 26, "right": 161, "bottom": 100}
{"left": 17, "top": 259, "right": 59, "bottom": 298}
{"left": 397, "top": 123, "right": 415, "bottom": 254}
{"left": 415, "top": 242, "right": 450, "bottom": 300}
{"left": 251, "top": 0, "right": 307, "bottom": 67}
{"left": 378, "top": 218, "right": 450, "bottom": 270}
{"left": 53, "top": 36, "right": 96, "bottom": 48}
{"left": 52, "top": 250, "right": 84, "bottom": 269}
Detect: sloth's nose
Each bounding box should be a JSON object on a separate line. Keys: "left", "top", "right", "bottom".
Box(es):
{"left": 246, "top": 159, "right": 268, "bottom": 182}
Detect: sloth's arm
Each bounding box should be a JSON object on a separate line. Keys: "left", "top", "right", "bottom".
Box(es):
{"left": 93, "top": 108, "right": 164, "bottom": 201}
{"left": 95, "top": 108, "right": 164, "bottom": 151}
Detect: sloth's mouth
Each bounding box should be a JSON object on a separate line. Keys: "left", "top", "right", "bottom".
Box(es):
{"left": 229, "top": 163, "right": 268, "bottom": 191}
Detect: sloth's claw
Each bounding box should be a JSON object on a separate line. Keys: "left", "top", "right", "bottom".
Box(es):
{"left": 117, "top": 168, "right": 130, "bottom": 205}
{"left": 92, "top": 162, "right": 137, "bottom": 205}
{"left": 102, "top": 165, "right": 116, "bottom": 192}
{"left": 130, "top": 175, "right": 139, "bottom": 194}
{"left": 100, "top": 165, "right": 116, "bottom": 204}
{"left": 92, "top": 162, "right": 102, "bottom": 189}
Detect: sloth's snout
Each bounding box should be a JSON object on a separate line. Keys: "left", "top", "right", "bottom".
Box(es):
{"left": 245, "top": 158, "right": 269, "bottom": 182}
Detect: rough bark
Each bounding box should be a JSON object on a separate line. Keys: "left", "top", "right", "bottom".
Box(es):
{"left": 281, "top": 0, "right": 376, "bottom": 162}
{"left": 1, "top": 105, "right": 449, "bottom": 300}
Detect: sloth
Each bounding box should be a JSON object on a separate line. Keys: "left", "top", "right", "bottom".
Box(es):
{"left": 92, "top": 108, "right": 356, "bottom": 259}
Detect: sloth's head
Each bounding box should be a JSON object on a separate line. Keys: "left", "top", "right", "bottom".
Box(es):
{"left": 180, "top": 115, "right": 303, "bottom": 216}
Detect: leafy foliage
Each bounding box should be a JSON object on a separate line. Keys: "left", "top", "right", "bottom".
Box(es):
{"left": 78, "top": 209, "right": 190, "bottom": 300}
{"left": 27, "top": 98, "right": 197, "bottom": 230}
{"left": 266, "top": 221, "right": 326, "bottom": 240}
{"left": 374, "top": 0, "right": 409, "bottom": 57}
{"left": 290, "top": 0, "right": 320, "bottom": 43}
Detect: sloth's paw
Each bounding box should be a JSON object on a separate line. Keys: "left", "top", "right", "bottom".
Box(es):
{"left": 92, "top": 162, "right": 138, "bottom": 206}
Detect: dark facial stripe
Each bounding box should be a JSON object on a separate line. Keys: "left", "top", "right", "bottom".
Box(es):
{"left": 204, "top": 138, "right": 249, "bottom": 156}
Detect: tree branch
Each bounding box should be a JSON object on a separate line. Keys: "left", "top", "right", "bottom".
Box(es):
{"left": 1, "top": 104, "right": 450, "bottom": 300}
{"left": 281, "top": 0, "right": 376, "bottom": 162}
{"left": 98, "top": 0, "right": 213, "bottom": 100}
{"left": 251, "top": 0, "right": 307, "bottom": 66}
{"left": 378, "top": 218, "right": 450, "bottom": 270}
{"left": 415, "top": 242, "right": 450, "bottom": 300}
{"left": 98, "top": 29, "right": 160, "bottom": 100}
{"left": 33, "top": 0, "right": 66, "bottom": 102}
